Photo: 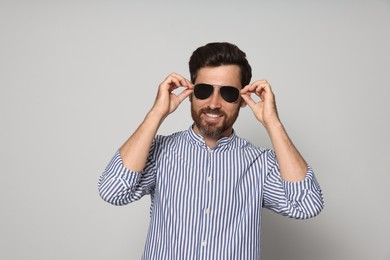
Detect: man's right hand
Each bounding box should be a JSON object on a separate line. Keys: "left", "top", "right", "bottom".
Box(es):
{"left": 119, "top": 73, "right": 192, "bottom": 171}
{"left": 151, "top": 73, "right": 193, "bottom": 119}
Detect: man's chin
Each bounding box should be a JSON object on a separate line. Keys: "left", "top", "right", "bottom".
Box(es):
{"left": 199, "top": 124, "right": 224, "bottom": 138}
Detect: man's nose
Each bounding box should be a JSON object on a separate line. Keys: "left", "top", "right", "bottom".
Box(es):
{"left": 208, "top": 87, "right": 222, "bottom": 109}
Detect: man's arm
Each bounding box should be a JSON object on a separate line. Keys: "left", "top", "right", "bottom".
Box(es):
{"left": 119, "top": 73, "right": 193, "bottom": 172}
{"left": 98, "top": 73, "right": 193, "bottom": 205}
{"left": 240, "top": 80, "right": 307, "bottom": 182}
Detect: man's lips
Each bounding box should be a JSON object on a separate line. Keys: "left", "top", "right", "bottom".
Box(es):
{"left": 205, "top": 113, "right": 222, "bottom": 118}
{"left": 202, "top": 111, "right": 224, "bottom": 122}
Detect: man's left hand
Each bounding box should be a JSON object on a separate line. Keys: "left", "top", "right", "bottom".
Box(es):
{"left": 240, "top": 80, "right": 281, "bottom": 128}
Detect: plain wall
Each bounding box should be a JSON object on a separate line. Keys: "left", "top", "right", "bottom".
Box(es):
{"left": 1, "top": 0, "right": 389, "bottom": 259}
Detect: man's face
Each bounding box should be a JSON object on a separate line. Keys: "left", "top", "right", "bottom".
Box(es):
{"left": 191, "top": 65, "right": 243, "bottom": 139}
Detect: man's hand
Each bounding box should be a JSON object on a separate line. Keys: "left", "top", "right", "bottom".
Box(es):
{"left": 151, "top": 73, "right": 193, "bottom": 118}
{"left": 240, "top": 80, "right": 280, "bottom": 128}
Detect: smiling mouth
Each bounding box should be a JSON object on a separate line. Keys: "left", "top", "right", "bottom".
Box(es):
{"left": 205, "top": 113, "right": 222, "bottom": 118}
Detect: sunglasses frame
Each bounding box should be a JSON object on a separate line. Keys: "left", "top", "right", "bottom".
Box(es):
{"left": 193, "top": 83, "right": 241, "bottom": 103}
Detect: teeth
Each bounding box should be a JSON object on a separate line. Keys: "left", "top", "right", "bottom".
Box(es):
{"left": 206, "top": 113, "right": 220, "bottom": 118}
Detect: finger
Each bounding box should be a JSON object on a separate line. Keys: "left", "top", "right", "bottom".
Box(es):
{"left": 241, "top": 84, "right": 265, "bottom": 101}
{"left": 162, "top": 74, "right": 193, "bottom": 99}
{"left": 166, "top": 74, "right": 182, "bottom": 86}
{"left": 240, "top": 84, "right": 251, "bottom": 94}
{"left": 176, "top": 88, "right": 194, "bottom": 103}
{"left": 241, "top": 80, "right": 267, "bottom": 93}
{"left": 240, "top": 93, "right": 257, "bottom": 109}
{"left": 252, "top": 79, "right": 269, "bottom": 85}
{"left": 251, "top": 82, "right": 273, "bottom": 100}
{"left": 185, "top": 79, "right": 194, "bottom": 89}
{"left": 169, "top": 73, "right": 192, "bottom": 87}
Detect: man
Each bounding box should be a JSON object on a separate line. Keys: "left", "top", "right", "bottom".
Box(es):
{"left": 98, "top": 42, "right": 324, "bottom": 260}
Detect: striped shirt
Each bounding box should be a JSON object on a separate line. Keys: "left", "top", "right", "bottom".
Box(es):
{"left": 98, "top": 126, "right": 324, "bottom": 260}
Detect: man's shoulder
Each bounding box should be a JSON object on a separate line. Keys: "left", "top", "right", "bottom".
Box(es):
{"left": 234, "top": 135, "right": 273, "bottom": 155}
{"left": 155, "top": 130, "right": 188, "bottom": 144}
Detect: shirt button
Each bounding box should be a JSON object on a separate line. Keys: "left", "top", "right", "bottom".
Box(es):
{"left": 205, "top": 208, "right": 210, "bottom": 214}
{"left": 207, "top": 176, "right": 212, "bottom": 182}
{"left": 201, "top": 240, "right": 207, "bottom": 247}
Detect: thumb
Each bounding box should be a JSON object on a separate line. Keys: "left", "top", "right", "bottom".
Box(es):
{"left": 240, "top": 93, "right": 256, "bottom": 110}
{"left": 177, "top": 88, "right": 193, "bottom": 103}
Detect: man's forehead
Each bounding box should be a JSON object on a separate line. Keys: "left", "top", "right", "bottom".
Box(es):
{"left": 195, "top": 65, "right": 241, "bottom": 87}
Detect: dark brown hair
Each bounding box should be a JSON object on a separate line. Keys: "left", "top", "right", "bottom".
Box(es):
{"left": 189, "top": 42, "right": 252, "bottom": 87}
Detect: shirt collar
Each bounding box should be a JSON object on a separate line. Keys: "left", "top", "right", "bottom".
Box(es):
{"left": 186, "top": 125, "right": 237, "bottom": 150}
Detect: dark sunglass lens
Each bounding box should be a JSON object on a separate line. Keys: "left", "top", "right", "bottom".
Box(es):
{"left": 220, "top": 87, "right": 240, "bottom": 103}
{"left": 194, "top": 84, "right": 213, "bottom": 100}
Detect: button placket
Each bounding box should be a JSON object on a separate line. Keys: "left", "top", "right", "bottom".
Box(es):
{"left": 201, "top": 147, "right": 214, "bottom": 252}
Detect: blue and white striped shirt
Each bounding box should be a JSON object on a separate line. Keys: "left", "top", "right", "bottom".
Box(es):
{"left": 98, "top": 126, "right": 324, "bottom": 260}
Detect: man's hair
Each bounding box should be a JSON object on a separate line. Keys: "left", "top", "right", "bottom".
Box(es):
{"left": 189, "top": 42, "right": 252, "bottom": 87}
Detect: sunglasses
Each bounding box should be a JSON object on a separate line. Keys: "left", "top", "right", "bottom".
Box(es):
{"left": 193, "top": 83, "right": 241, "bottom": 103}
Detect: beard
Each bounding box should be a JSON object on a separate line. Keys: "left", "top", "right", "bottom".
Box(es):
{"left": 191, "top": 106, "right": 240, "bottom": 138}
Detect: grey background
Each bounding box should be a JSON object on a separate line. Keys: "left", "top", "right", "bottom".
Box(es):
{"left": 1, "top": 0, "right": 389, "bottom": 259}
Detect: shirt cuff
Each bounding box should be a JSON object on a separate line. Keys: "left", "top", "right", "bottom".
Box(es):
{"left": 281, "top": 165, "right": 322, "bottom": 202}
{"left": 108, "top": 150, "right": 141, "bottom": 186}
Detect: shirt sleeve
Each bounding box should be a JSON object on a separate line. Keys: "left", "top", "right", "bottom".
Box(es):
{"left": 262, "top": 151, "right": 324, "bottom": 219}
{"left": 98, "top": 149, "right": 156, "bottom": 206}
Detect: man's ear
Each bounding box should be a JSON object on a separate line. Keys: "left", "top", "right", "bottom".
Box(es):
{"left": 240, "top": 98, "right": 247, "bottom": 108}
